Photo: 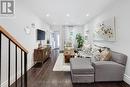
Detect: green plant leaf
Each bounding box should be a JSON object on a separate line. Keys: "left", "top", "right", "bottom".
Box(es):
{"left": 76, "top": 33, "right": 84, "bottom": 48}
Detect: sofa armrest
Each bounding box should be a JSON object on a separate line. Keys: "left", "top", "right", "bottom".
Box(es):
{"left": 111, "top": 51, "right": 127, "bottom": 66}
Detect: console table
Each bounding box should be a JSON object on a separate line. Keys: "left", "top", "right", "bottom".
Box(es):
{"left": 33, "top": 47, "right": 51, "bottom": 63}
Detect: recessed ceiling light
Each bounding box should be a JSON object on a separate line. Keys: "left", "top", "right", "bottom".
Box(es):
{"left": 46, "top": 14, "right": 50, "bottom": 17}
{"left": 66, "top": 13, "right": 70, "bottom": 17}
{"left": 86, "top": 14, "right": 89, "bottom": 17}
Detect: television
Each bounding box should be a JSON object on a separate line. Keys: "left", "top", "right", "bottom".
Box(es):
{"left": 37, "top": 29, "right": 45, "bottom": 40}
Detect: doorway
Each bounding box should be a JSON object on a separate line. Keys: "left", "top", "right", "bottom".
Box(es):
{"left": 51, "top": 31, "right": 60, "bottom": 49}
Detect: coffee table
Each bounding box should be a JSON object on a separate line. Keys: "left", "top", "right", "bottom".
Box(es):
{"left": 64, "top": 49, "right": 75, "bottom": 63}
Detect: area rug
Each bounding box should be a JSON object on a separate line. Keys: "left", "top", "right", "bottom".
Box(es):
{"left": 53, "top": 53, "right": 70, "bottom": 71}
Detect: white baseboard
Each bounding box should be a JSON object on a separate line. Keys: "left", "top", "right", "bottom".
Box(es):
{"left": 124, "top": 74, "right": 130, "bottom": 85}
{"left": 27, "top": 63, "right": 33, "bottom": 70}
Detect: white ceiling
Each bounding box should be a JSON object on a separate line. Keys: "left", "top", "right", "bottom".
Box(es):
{"left": 22, "top": 0, "right": 118, "bottom": 25}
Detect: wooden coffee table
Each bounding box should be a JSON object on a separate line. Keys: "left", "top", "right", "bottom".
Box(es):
{"left": 64, "top": 49, "right": 75, "bottom": 63}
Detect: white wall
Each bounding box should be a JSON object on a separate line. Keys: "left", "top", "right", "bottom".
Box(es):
{"left": 0, "top": 1, "right": 50, "bottom": 87}
{"left": 86, "top": 0, "right": 130, "bottom": 84}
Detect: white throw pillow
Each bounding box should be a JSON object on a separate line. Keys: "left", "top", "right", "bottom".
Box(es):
{"left": 82, "top": 44, "right": 92, "bottom": 55}
{"left": 93, "top": 50, "right": 101, "bottom": 61}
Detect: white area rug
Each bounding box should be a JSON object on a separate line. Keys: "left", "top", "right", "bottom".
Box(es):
{"left": 53, "top": 53, "right": 70, "bottom": 71}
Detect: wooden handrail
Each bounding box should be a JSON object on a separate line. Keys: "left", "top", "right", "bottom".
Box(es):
{"left": 0, "top": 26, "right": 28, "bottom": 53}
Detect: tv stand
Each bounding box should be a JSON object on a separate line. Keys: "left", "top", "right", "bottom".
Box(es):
{"left": 33, "top": 47, "right": 51, "bottom": 63}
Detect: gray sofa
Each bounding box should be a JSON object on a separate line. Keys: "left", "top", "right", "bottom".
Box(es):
{"left": 70, "top": 51, "right": 127, "bottom": 83}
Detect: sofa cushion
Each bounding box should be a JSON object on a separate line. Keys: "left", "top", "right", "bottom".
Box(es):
{"left": 70, "top": 58, "right": 94, "bottom": 74}
{"left": 92, "top": 61, "right": 124, "bottom": 68}
{"left": 111, "top": 51, "right": 127, "bottom": 65}
{"left": 92, "top": 61, "right": 125, "bottom": 75}
{"left": 100, "top": 49, "right": 112, "bottom": 61}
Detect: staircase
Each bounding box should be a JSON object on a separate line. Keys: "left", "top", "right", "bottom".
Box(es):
{"left": 0, "top": 26, "right": 28, "bottom": 87}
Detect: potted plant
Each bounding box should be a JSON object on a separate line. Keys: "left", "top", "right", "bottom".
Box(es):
{"left": 76, "top": 33, "right": 84, "bottom": 48}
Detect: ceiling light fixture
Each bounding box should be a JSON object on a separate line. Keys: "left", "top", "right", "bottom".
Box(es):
{"left": 86, "top": 14, "right": 89, "bottom": 17}
{"left": 46, "top": 14, "right": 50, "bottom": 17}
{"left": 66, "top": 13, "right": 70, "bottom": 17}
{"left": 24, "top": 23, "right": 36, "bottom": 35}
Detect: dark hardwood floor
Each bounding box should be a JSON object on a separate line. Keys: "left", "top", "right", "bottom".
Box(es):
{"left": 11, "top": 49, "right": 130, "bottom": 87}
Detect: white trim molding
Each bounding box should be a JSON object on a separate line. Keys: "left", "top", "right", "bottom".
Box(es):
{"left": 124, "top": 74, "right": 130, "bottom": 85}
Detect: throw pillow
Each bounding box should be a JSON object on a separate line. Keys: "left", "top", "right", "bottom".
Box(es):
{"left": 82, "top": 44, "right": 92, "bottom": 55}
{"left": 91, "top": 45, "right": 101, "bottom": 54}
{"left": 100, "top": 48, "right": 112, "bottom": 61}
{"left": 93, "top": 50, "right": 101, "bottom": 61}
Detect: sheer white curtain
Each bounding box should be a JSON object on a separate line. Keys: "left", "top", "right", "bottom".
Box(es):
{"left": 63, "top": 25, "right": 84, "bottom": 48}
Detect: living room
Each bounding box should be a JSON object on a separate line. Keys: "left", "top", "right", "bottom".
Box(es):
{"left": 0, "top": 0, "right": 130, "bottom": 87}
